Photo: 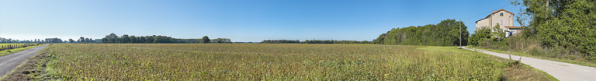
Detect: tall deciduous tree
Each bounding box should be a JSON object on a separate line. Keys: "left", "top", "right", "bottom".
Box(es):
{"left": 511, "top": 0, "right": 596, "bottom": 60}
{"left": 79, "top": 37, "right": 85, "bottom": 43}
{"left": 85, "top": 38, "right": 91, "bottom": 43}
{"left": 69, "top": 39, "right": 74, "bottom": 43}
{"left": 130, "top": 36, "right": 136, "bottom": 43}
{"left": 491, "top": 24, "right": 506, "bottom": 41}
{"left": 121, "top": 34, "right": 130, "bottom": 43}
{"left": 468, "top": 27, "right": 491, "bottom": 46}
{"left": 374, "top": 19, "right": 469, "bottom": 46}
{"left": 106, "top": 33, "right": 118, "bottom": 43}
{"left": 202, "top": 36, "right": 210, "bottom": 44}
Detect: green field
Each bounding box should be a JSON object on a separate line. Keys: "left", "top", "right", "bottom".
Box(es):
{"left": 33, "top": 44, "right": 553, "bottom": 80}
{"left": 0, "top": 43, "right": 42, "bottom": 56}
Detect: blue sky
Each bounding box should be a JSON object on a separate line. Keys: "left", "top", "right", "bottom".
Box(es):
{"left": 0, "top": 0, "right": 523, "bottom": 42}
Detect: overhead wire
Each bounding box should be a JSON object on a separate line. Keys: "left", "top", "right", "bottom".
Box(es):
{"left": 463, "top": 4, "right": 512, "bottom": 20}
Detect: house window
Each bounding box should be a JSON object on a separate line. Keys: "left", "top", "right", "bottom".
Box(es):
{"left": 500, "top": 13, "right": 503, "bottom": 16}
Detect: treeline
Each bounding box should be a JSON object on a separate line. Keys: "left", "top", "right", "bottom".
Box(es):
{"left": 261, "top": 40, "right": 300, "bottom": 43}
{"left": 303, "top": 40, "right": 372, "bottom": 44}
{"left": 68, "top": 37, "right": 96, "bottom": 43}
{"left": 261, "top": 40, "right": 372, "bottom": 44}
{"left": 211, "top": 38, "right": 232, "bottom": 43}
{"left": 0, "top": 43, "right": 41, "bottom": 51}
{"left": 471, "top": 0, "right": 596, "bottom": 61}
{"left": 100, "top": 33, "right": 231, "bottom": 43}
{"left": 373, "top": 19, "right": 469, "bottom": 46}
{"left": 0, "top": 37, "right": 61, "bottom": 43}
{"left": 45, "top": 38, "right": 63, "bottom": 43}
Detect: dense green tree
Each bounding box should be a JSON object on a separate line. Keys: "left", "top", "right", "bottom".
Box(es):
{"left": 101, "top": 38, "right": 108, "bottom": 43}
{"left": 99, "top": 33, "right": 224, "bottom": 43}
{"left": 491, "top": 24, "right": 506, "bottom": 41}
{"left": 85, "top": 38, "right": 91, "bottom": 43}
{"left": 202, "top": 36, "right": 210, "bottom": 44}
{"left": 146, "top": 36, "right": 154, "bottom": 43}
{"left": 261, "top": 40, "right": 299, "bottom": 43}
{"left": 511, "top": 0, "right": 596, "bottom": 60}
{"left": 373, "top": 33, "right": 386, "bottom": 44}
{"left": 45, "top": 38, "right": 62, "bottom": 43}
{"left": 139, "top": 36, "right": 146, "bottom": 43}
{"left": 130, "top": 36, "right": 136, "bottom": 43}
{"left": 211, "top": 38, "right": 231, "bottom": 43}
{"left": 78, "top": 37, "right": 85, "bottom": 43}
{"left": 69, "top": 39, "right": 74, "bottom": 43}
{"left": 468, "top": 27, "right": 491, "bottom": 46}
{"left": 374, "top": 19, "right": 468, "bottom": 46}
{"left": 121, "top": 34, "right": 130, "bottom": 43}
{"left": 106, "top": 33, "right": 118, "bottom": 43}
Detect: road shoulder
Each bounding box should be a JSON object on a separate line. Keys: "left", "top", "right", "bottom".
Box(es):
{"left": 0, "top": 44, "right": 49, "bottom": 81}
{"left": 464, "top": 47, "right": 596, "bottom": 81}
{"left": 466, "top": 46, "right": 596, "bottom": 68}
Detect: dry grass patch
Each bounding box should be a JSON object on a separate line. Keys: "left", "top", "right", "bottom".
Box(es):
{"left": 501, "top": 61, "right": 557, "bottom": 81}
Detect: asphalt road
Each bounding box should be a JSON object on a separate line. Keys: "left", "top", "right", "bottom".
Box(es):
{"left": 0, "top": 44, "right": 48, "bottom": 77}
{"left": 464, "top": 47, "right": 596, "bottom": 81}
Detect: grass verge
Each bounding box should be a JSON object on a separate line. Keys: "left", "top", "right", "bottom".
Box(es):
{"left": 467, "top": 46, "right": 596, "bottom": 68}
{"left": 0, "top": 44, "right": 47, "bottom": 81}
{"left": 0, "top": 44, "right": 43, "bottom": 57}
{"left": 420, "top": 46, "right": 557, "bottom": 81}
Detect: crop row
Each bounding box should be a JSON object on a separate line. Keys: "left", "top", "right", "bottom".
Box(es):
{"left": 0, "top": 43, "right": 41, "bottom": 51}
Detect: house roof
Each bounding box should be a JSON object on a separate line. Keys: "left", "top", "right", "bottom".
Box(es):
{"left": 475, "top": 9, "right": 516, "bottom": 23}
{"left": 505, "top": 26, "right": 522, "bottom": 28}
{"left": 489, "top": 9, "right": 515, "bottom": 16}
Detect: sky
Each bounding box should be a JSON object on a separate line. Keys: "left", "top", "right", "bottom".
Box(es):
{"left": 0, "top": 0, "right": 524, "bottom": 42}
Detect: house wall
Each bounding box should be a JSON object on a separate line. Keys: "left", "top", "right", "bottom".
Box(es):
{"left": 476, "top": 18, "right": 490, "bottom": 30}
{"left": 475, "top": 10, "right": 515, "bottom": 32}
{"left": 490, "top": 11, "right": 514, "bottom": 31}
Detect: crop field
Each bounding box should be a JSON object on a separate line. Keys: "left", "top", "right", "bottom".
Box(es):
{"left": 0, "top": 43, "right": 42, "bottom": 56}
{"left": 36, "top": 44, "right": 552, "bottom": 80}
{"left": 0, "top": 43, "right": 38, "bottom": 50}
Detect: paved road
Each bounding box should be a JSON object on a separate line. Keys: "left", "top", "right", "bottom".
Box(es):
{"left": 0, "top": 44, "right": 48, "bottom": 77}
{"left": 464, "top": 47, "right": 596, "bottom": 81}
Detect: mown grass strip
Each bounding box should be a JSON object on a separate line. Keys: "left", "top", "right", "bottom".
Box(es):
{"left": 0, "top": 44, "right": 43, "bottom": 57}
{"left": 419, "top": 46, "right": 557, "bottom": 81}
{"left": 467, "top": 46, "right": 596, "bottom": 68}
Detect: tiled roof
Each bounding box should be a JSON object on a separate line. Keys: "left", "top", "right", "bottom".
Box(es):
{"left": 476, "top": 9, "right": 515, "bottom": 23}
{"left": 489, "top": 9, "right": 515, "bottom": 16}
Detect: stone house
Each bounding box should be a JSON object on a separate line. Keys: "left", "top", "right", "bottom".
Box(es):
{"left": 475, "top": 9, "right": 522, "bottom": 37}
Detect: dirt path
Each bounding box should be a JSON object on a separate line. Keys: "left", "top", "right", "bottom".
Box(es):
{"left": 0, "top": 44, "right": 48, "bottom": 77}
{"left": 464, "top": 47, "right": 596, "bottom": 81}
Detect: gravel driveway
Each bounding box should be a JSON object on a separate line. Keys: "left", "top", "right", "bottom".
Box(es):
{"left": 464, "top": 47, "right": 596, "bottom": 81}
{"left": 0, "top": 44, "right": 48, "bottom": 77}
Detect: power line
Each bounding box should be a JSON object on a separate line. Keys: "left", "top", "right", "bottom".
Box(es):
{"left": 463, "top": 4, "right": 512, "bottom": 20}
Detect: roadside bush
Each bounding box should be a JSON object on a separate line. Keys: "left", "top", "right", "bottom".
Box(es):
{"left": 472, "top": 35, "right": 592, "bottom": 62}
{"left": 468, "top": 28, "right": 491, "bottom": 46}
{"left": 529, "top": 47, "right": 541, "bottom": 56}
{"left": 477, "top": 38, "right": 508, "bottom": 50}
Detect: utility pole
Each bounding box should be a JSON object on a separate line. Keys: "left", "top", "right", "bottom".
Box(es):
{"left": 459, "top": 19, "right": 462, "bottom": 48}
